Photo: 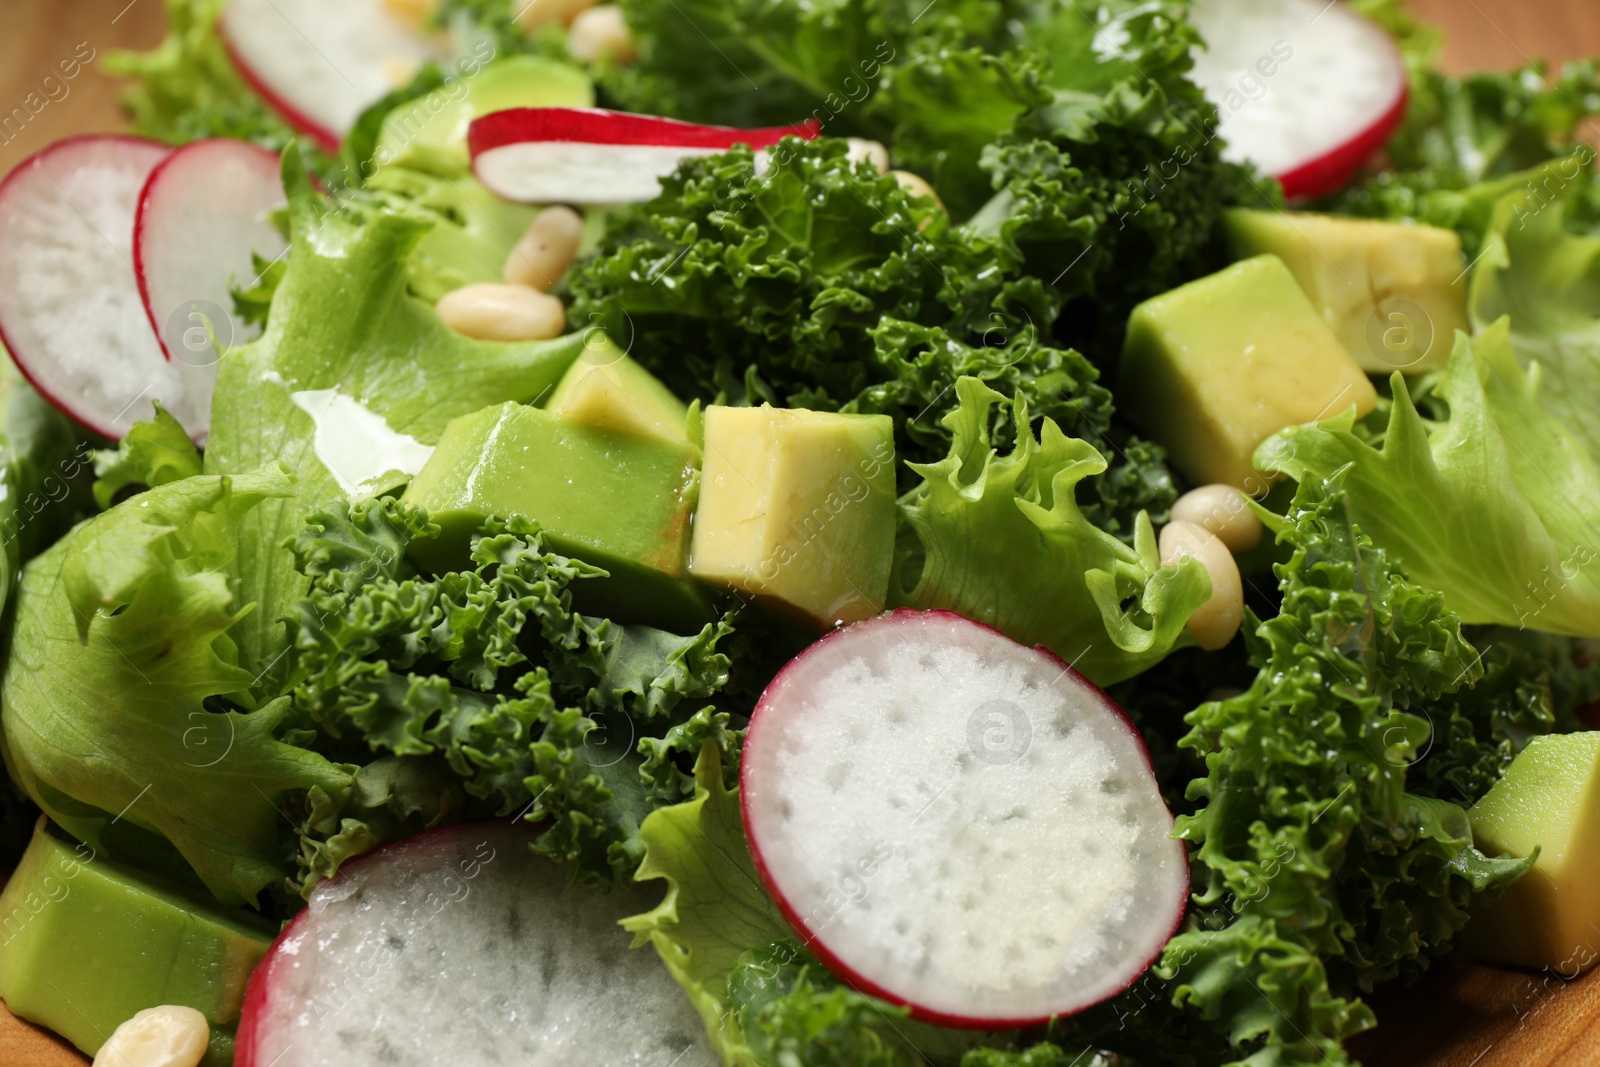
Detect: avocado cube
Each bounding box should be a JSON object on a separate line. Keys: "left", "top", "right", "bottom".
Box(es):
{"left": 1464, "top": 733, "right": 1600, "bottom": 972}
{"left": 689, "top": 406, "right": 896, "bottom": 627}
{"left": 545, "top": 344, "right": 690, "bottom": 444}
{"left": 402, "top": 402, "right": 710, "bottom": 631}
{"left": 1120, "top": 255, "right": 1377, "bottom": 488}
{"left": 1225, "top": 209, "right": 1468, "bottom": 374}
{"left": 0, "top": 819, "right": 272, "bottom": 1065}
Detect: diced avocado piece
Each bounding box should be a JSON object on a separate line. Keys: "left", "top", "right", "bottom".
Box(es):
{"left": 689, "top": 405, "right": 896, "bottom": 627}
{"left": 402, "top": 402, "right": 710, "bottom": 630}
{"left": 545, "top": 342, "right": 690, "bottom": 444}
{"left": 1120, "top": 255, "right": 1378, "bottom": 488}
{"left": 375, "top": 56, "right": 594, "bottom": 177}
{"left": 1464, "top": 733, "right": 1600, "bottom": 972}
{"left": 0, "top": 819, "right": 273, "bottom": 1066}
{"left": 1224, "top": 209, "right": 1468, "bottom": 374}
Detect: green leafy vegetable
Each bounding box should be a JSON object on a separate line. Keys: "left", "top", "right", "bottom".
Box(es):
{"left": 282, "top": 499, "right": 747, "bottom": 886}
{"left": 1159, "top": 472, "right": 1540, "bottom": 1066}
{"left": 92, "top": 401, "right": 202, "bottom": 510}
{"left": 203, "top": 150, "right": 587, "bottom": 682}
{"left": 895, "top": 377, "right": 1210, "bottom": 685}
{"left": 0, "top": 465, "right": 362, "bottom": 906}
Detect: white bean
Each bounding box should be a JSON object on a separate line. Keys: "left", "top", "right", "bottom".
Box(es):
{"left": 1170, "top": 483, "right": 1263, "bottom": 553}
{"left": 891, "top": 170, "right": 943, "bottom": 210}
{"left": 504, "top": 206, "right": 584, "bottom": 291}
{"left": 438, "top": 284, "right": 567, "bottom": 341}
{"left": 514, "top": 0, "right": 595, "bottom": 31}
{"left": 845, "top": 138, "right": 891, "bottom": 175}
{"left": 1159, "top": 521, "right": 1244, "bottom": 652}
{"left": 93, "top": 1005, "right": 209, "bottom": 1067}
{"left": 567, "top": 6, "right": 637, "bottom": 63}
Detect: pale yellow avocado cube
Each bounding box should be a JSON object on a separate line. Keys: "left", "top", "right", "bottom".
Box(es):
{"left": 1120, "top": 255, "right": 1377, "bottom": 488}
{"left": 1465, "top": 732, "right": 1600, "bottom": 973}
{"left": 544, "top": 342, "right": 690, "bottom": 444}
{"left": 1225, "top": 210, "right": 1468, "bottom": 374}
{"left": 690, "top": 406, "right": 896, "bottom": 627}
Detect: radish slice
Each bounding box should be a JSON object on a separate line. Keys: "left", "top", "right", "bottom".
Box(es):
{"left": 134, "top": 139, "right": 288, "bottom": 441}
{"left": 220, "top": 0, "right": 444, "bottom": 151}
{"left": 237, "top": 823, "right": 716, "bottom": 1067}
{"left": 0, "top": 135, "right": 199, "bottom": 439}
{"left": 740, "top": 609, "right": 1189, "bottom": 1029}
{"left": 469, "top": 108, "right": 822, "bottom": 204}
{"left": 1188, "top": 0, "right": 1407, "bottom": 199}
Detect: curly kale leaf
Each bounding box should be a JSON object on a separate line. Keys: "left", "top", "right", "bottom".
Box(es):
{"left": 283, "top": 498, "right": 747, "bottom": 886}
{"left": 1158, "top": 472, "right": 1541, "bottom": 1066}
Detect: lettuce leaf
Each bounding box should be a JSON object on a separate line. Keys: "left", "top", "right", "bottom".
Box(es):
{"left": 203, "top": 151, "right": 587, "bottom": 681}
{"left": 282, "top": 500, "right": 747, "bottom": 886}
{"left": 895, "top": 377, "right": 1211, "bottom": 686}
{"left": 1259, "top": 320, "right": 1600, "bottom": 636}
{"left": 0, "top": 465, "right": 361, "bottom": 906}
{"left": 1159, "top": 473, "right": 1538, "bottom": 1066}
{"left": 92, "top": 401, "right": 202, "bottom": 509}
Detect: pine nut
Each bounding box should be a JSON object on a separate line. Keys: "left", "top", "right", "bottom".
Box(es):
{"left": 1170, "top": 483, "right": 1263, "bottom": 553}
{"left": 1159, "top": 521, "right": 1244, "bottom": 652}
{"left": 568, "top": 6, "right": 637, "bottom": 63}
{"left": 503, "top": 206, "right": 584, "bottom": 291}
{"left": 382, "top": 0, "right": 437, "bottom": 26}
{"left": 514, "top": 0, "right": 595, "bottom": 31}
{"left": 93, "top": 1005, "right": 209, "bottom": 1067}
{"left": 846, "top": 138, "right": 890, "bottom": 175}
{"left": 438, "top": 284, "right": 567, "bottom": 341}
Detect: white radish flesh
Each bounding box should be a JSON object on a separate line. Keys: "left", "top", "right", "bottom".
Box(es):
{"left": 740, "top": 609, "right": 1189, "bottom": 1028}
{"left": 0, "top": 135, "right": 194, "bottom": 439}
{"left": 134, "top": 139, "right": 288, "bottom": 441}
{"left": 220, "top": 0, "right": 444, "bottom": 151}
{"left": 237, "top": 823, "right": 715, "bottom": 1067}
{"left": 1189, "top": 0, "right": 1407, "bottom": 199}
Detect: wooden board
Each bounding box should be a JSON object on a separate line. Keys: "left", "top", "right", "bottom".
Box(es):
{"left": 0, "top": 1, "right": 1597, "bottom": 1065}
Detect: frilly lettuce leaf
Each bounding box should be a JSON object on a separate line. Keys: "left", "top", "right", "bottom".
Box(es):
{"left": 204, "top": 150, "right": 588, "bottom": 681}
{"left": 1160, "top": 473, "right": 1537, "bottom": 1066}
{"left": 283, "top": 499, "right": 745, "bottom": 886}
{"left": 894, "top": 377, "right": 1210, "bottom": 685}
{"left": 92, "top": 401, "right": 202, "bottom": 509}
{"left": 1260, "top": 319, "right": 1600, "bottom": 637}
{"left": 0, "top": 465, "right": 361, "bottom": 906}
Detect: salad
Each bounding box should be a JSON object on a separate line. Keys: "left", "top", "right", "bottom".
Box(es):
{"left": 0, "top": 0, "right": 1598, "bottom": 1065}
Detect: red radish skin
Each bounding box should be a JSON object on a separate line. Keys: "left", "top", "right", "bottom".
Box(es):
{"left": 220, "top": 0, "right": 443, "bottom": 152}
{"left": 0, "top": 135, "right": 190, "bottom": 439}
{"left": 237, "top": 822, "right": 715, "bottom": 1067}
{"left": 1188, "top": 0, "right": 1408, "bottom": 199}
{"left": 133, "top": 139, "right": 288, "bottom": 442}
{"left": 740, "top": 609, "right": 1190, "bottom": 1030}
{"left": 469, "top": 108, "right": 822, "bottom": 204}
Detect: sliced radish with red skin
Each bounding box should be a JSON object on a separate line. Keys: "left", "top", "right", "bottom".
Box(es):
{"left": 740, "top": 609, "right": 1189, "bottom": 1029}
{"left": 220, "top": 0, "right": 444, "bottom": 152}
{"left": 237, "top": 822, "right": 716, "bottom": 1067}
{"left": 469, "top": 108, "right": 822, "bottom": 204}
{"left": 0, "top": 135, "right": 205, "bottom": 439}
{"left": 134, "top": 139, "right": 288, "bottom": 442}
{"left": 1189, "top": 0, "right": 1407, "bottom": 199}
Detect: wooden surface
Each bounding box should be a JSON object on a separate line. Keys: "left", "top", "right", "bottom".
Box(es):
{"left": 0, "top": 1, "right": 1598, "bottom": 1066}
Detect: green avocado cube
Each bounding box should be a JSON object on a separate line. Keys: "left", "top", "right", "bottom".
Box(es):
{"left": 688, "top": 405, "right": 896, "bottom": 627}
{"left": 1120, "top": 254, "right": 1378, "bottom": 488}
{"left": 544, "top": 343, "right": 690, "bottom": 444}
{"left": 375, "top": 55, "right": 594, "bottom": 177}
{"left": 1224, "top": 209, "right": 1468, "bottom": 374}
{"left": 402, "top": 402, "right": 710, "bottom": 631}
{"left": 1465, "top": 733, "right": 1600, "bottom": 972}
{"left": 0, "top": 819, "right": 273, "bottom": 1065}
